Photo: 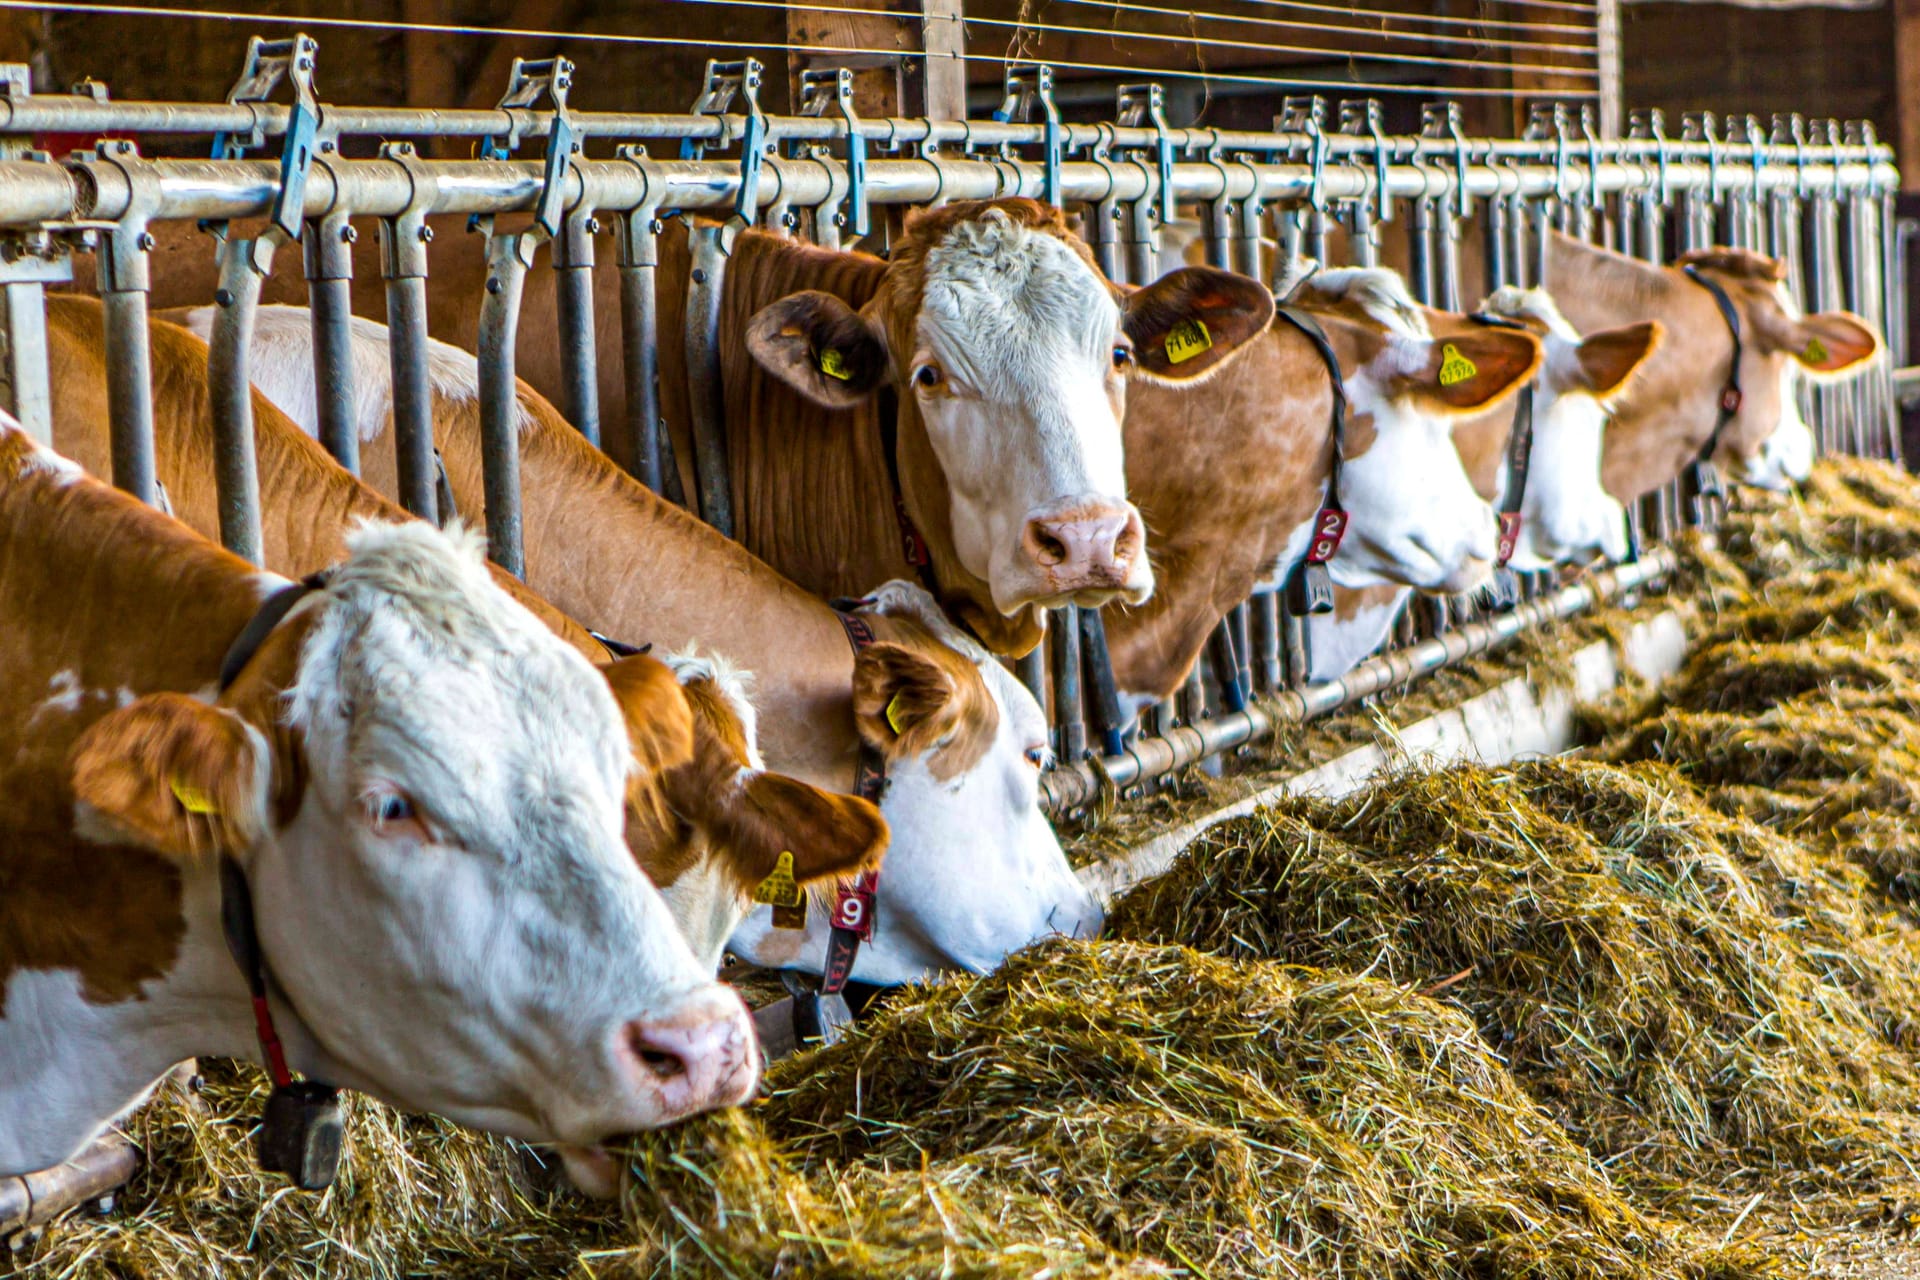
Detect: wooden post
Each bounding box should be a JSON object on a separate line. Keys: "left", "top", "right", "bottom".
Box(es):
{"left": 785, "top": 0, "right": 907, "bottom": 118}
{"left": 922, "top": 0, "right": 965, "bottom": 122}
{"left": 1897, "top": 0, "right": 1920, "bottom": 192}
{"left": 1595, "top": 0, "right": 1621, "bottom": 140}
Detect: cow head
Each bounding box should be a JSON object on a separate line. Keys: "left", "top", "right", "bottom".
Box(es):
{"left": 1477, "top": 287, "right": 1662, "bottom": 567}
{"left": 68, "top": 522, "right": 756, "bottom": 1150}
{"left": 1287, "top": 267, "right": 1541, "bottom": 594}
{"left": 1671, "top": 247, "right": 1878, "bottom": 490}
{"left": 610, "top": 650, "right": 888, "bottom": 972}
{"left": 725, "top": 581, "right": 1102, "bottom": 985}
{"left": 744, "top": 198, "right": 1273, "bottom": 633}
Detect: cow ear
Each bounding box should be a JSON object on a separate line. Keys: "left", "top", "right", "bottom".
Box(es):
{"left": 601, "top": 655, "right": 697, "bottom": 779}
{"left": 1123, "top": 267, "right": 1276, "bottom": 381}
{"left": 1572, "top": 320, "right": 1663, "bottom": 399}
{"left": 69, "top": 693, "right": 271, "bottom": 861}
{"left": 1786, "top": 311, "right": 1880, "bottom": 377}
{"left": 850, "top": 641, "right": 960, "bottom": 758}
{"left": 1399, "top": 328, "right": 1543, "bottom": 413}
{"left": 732, "top": 773, "right": 889, "bottom": 888}
{"left": 745, "top": 290, "right": 890, "bottom": 409}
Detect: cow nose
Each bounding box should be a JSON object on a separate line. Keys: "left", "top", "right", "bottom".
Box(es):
{"left": 621, "top": 987, "right": 757, "bottom": 1119}
{"left": 1022, "top": 507, "right": 1141, "bottom": 580}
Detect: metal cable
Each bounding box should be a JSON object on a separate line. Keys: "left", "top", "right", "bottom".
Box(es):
{"left": 1024, "top": 0, "right": 1598, "bottom": 52}
{"left": 6, "top": 1, "right": 1599, "bottom": 96}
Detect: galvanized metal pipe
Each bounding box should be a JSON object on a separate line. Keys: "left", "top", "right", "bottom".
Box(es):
{"left": 553, "top": 215, "right": 602, "bottom": 448}
{"left": 1048, "top": 605, "right": 1086, "bottom": 761}
{"left": 477, "top": 231, "right": 533, "bottom": 576}
{"left": 0, "top": 1135, "right": 138, "bottom": 1237}
{"left": 304, "top": 218, "right": 360, "bottom": 474}
{"left": 0, "top": 279, "right": 56, "bottom": 446}
{"left": 99, "top": 284, "right": 158, "bottom": 505}
{"left": 381, "top": 274, "right": 438, "bottom": 522}
{"left": 1041, "top": 547, "right": 1677, "bottom": 816}
{"left": 683, "top": 220, "right": 734, "bottom": 536}
{"left": 206, "top": 235, "right": 271, "bottom": 565}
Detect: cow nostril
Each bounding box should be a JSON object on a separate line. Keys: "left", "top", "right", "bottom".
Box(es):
{"left": 627, "top": 1026, "right": 690, "bottom": 1081}
{"left": 1029, "top": 523, "right": 1068, "bottom": 565}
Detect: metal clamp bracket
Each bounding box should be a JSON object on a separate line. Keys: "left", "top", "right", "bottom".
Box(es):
{"left": 1338, "top": 98, "right": 1392, "bottom": 223}
{"left": 1682, "top": 111, "right": 1720, "bottom": 201}
{"left": 1578, "top": 103, "right": 1603, "bottom": 210}
{"left": 995, "top": 65, "right": 1061, "bottom": 206}
{"left": 1844, "top": 119, "right": 1880, "bottom": 194}
{"left": 1734, "top": 113, "right": 1767, "bottom": 201}
{"left": 474, "top": 56, "right": 578, "bottom": 240}
{"left": 208, "top": 34, "right": 321, "bottom": 243}
{"left": 1279, "top": 95, "right": 1328, "bottom": 215}
{"left": 1116, "top": 83, "right": 1174, "bottom": 224}
{"left": 1629, "top": 107, "right": 1670, "bottom": 206}
{"left": 1423, "top": 100, "right": 1474, "bottom": 218}
{"left": 1525, "top": 102, "right": 1574, "bottom": 209}
{"left": 683, "top": 58, "right": 767, "bottom": 225}
{"left": 799, "top": 67, "right": 868, "bottom": 237}
{"left": 376, "top": 140, "right": 439, "bottom": 280}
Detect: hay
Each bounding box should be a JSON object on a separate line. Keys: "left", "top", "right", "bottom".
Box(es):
{"left": 761, "top": 937, "right": 1773, "bottom": 1280}
{"left": 1108, "top": 759, "right": 1920, "bottom": 1223}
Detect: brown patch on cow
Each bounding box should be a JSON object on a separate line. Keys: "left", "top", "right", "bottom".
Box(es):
{"left": 70, "top": 694, "right": 269, "bottom": 862}
{"left": 851, "top": 615, "right": 999, "bottom": 782}
{"left": 1343, "top": 409, "right": 1379, "bottom": 461}
{"left": 1333, "top": 582, "right": 1407, "bottom": 623}
{"left": 0, "top": 826, "right": 187, "bottom": 1007}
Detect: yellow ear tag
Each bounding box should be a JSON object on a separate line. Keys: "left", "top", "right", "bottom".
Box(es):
{"left": 1164, "top": 318, "right": 1213, "bottom": 365}
{"left": 885, "top": 691, "right": 910, "bottom": 736}
{"left": 752, "top": 851, "right": 804, "bottom": 908}
{"left": 1804, "top": 336, "right": 1829, "bottom": 365}
{"left": 1438, "top": 343, "right": 1478, "bottom": 387}
{"left": 818, "top": 348, "right": 853, "bottom": 381}
{"left": 170, "top": 776, "right": 219, "bottom": 816}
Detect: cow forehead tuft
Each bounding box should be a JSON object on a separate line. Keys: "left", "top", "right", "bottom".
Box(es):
{"left": 1302, "top": 268, "right": 1430, "bottom": 339}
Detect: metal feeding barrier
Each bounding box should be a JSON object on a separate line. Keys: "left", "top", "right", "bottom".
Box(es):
{"left": 0, "top": 42, "right": 1903, "bottom": 830}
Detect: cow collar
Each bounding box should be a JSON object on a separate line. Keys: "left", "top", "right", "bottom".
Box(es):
{"left": 1271, "top": 305, "right": 1348, "bottom": 616}
{"left": 1465, "top": 311, "right": 1537, "bottom": 601}
{"left": 875, "top": 388, "right": 941, "bottom": 595}
{"left": 1680, "top": 263, "right": 1742, "bottom": 516}
{"left": 215, "top": 572, "right": 346, "bottom": 1191}
{"left": 821, "top": 603, "right": 887, "bottom": 1000}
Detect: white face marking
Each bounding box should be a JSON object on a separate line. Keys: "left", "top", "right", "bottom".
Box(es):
{"left": 910, "top": 214, "right": 1151, "bottom": 617}
{"left": 1743, "top": 354, "right": 1815, "bottom": 490}
{"left": 1307, "top": 589, "right": 1411, "bottom": 683}
{"left": 725, "top": 581, "right": 1102, "bottom": 984}
{"left": 244, "top": 522, "right": 754, "bottom": 1145}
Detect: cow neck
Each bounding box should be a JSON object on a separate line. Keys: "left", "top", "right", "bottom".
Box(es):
{"left": 1464, "top": 311, "right": 1537, "bottom": 571}
{"left": 1679, "top": 263, "right": 1744, "bottom": 509}
{"left": 1271, "top": 305, "right": 1350, "bottom": 616}
{"left": 212, "top": 572, "right": 347, "bottom": 1190}
{"left": 442, "top": 391, "right": 862, "bottom": 792}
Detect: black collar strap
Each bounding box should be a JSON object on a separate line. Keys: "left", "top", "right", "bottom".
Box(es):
{"left": 1680, "top": 263, "right": 1742, "bottom": 513}
{"left": 1465, "top": 311, "right": 1537, "bottom": 574}
{"left": 820, "top": 601, "right": 887, "bottom": 998}
{"left": 1272, "top": 305, "right": 1349, "bottom": 616}
{"left": 213, "top": 571, "right": 346, "bottom": 1191}
{"left": 874, "top": 389, "right": 941, "bottom": 595}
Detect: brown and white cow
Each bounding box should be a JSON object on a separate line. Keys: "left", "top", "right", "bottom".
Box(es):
{"left": 45, "top": 296, "right": 888, "bottom": 978}
{"left": 0, "top": 417, "right": 754, "bottom": 1182}
{"left": 1543, "top": 233, "right": 1879, "bottom": 497}
{"left": 183, "top": 304, "right": 1104, "bottom": 986}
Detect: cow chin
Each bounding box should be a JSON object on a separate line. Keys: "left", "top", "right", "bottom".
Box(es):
{"left": 1427, "top": 557, "right": 1494, "bottom": 596}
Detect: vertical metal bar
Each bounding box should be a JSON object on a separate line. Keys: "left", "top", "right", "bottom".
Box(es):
{"left": 1230, "top": 601, "right": 1252, "bottom": 701}
{"left": 553, "top": 215, "right": 602, "bottom": 447}
{"left": 1639, "top": 194, "right": 1664, "bottom": 266}
{"left": 477, "top": 231, "right": 533, "bottom": 577}
{"left": 1282, "top": 598, "right": 1310, "bottom": 690}
{"left": 206, "top": 236, "right": 271, "bottom": 565}
{"left": 304, "top": 216, "right": 360, "bottom": 474}
{"left": 1078, "top": 607, "right": 1126, "bottom": 758}
{"left": 1048, "top": 605, "right": 1085, "bottom": 761}
{"left": 0, "top": 280, "right": 55, "bottom": 447}
{"left": 615, "top": 209, "right": 665, "bottom": 490}
{"left": 1435, "top": 204, "right": 1462, "bottom": 310}
{"left": 99, "top": 274, "right": 158, "bottom": 504}
{"left": 1249, "top": 588, "right": 1280, "bottom": 693}
{"left": 1483, "top": 197, "right": 1510, "bottom": 290}
{"left": 382, "top": 275, "right": 439, "bottom": 522}
{"left": 1508, "top": 194, "right": 1530, "bottom": 289}
{"left": 1206, "top": 620, "right": 1245, "bottom": 714}
{"left": 1346, "top": 199, "right": 1378, "bottom": 269}
{"left": 1017, "top": 648, "right": 1047, "bottom": 713}
{"left": 1125, "top": 197, "right": 1159, "bottom": 285}
{"left": 684, "top": 220, "right": 734, "bottom": 536}
{"left": 1407, "top": 197, "right": 1435, "bottom": 305}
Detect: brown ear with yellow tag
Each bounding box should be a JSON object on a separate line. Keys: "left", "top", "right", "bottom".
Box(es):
{"left": 1123, "top": 266, "right": 1276, "bottom": 381}
{"left": 753, "top": 850, "right": 808, "bottom": 930}
{"left": 170, "top": 776, "right": 221, "bottom": 816}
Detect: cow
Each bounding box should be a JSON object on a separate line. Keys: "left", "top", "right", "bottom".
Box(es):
{"left": 1542, "top": 233, "right": 1878, "bottom": 497}
{"left": 0, "top": 416, "right": 756, "bottom": 1187}
{"left": 43, "top": 296, "right": 889, "bottom": 979}
{"left": 1101, "top": 264, "right": 1542, "bottom": 714}
{"left": 176, "top": 304, "right": 1105, "bottom": 986}
{"left": 1302, "top": 282, "right": 1664, "bottom": 682}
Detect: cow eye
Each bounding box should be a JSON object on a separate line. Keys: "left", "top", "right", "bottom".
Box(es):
{"left": 913, "top": 363, "right": 943, "bottom": 389}
{"left": 1112, "top": 344, "right": 1133, "bottom": 370}
{"left": 367, "top": 791, "right": 418, "bottom": 829}
{"left": 1024, "top": 745, "right": 1051, "bottom": 770}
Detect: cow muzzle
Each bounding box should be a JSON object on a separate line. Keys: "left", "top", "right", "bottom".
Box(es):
{"left": 1000, "top": 497, "right": 1152, "bottom": 615}
{"left": 617, "top": 985, "right": 758, "bottom": 1124}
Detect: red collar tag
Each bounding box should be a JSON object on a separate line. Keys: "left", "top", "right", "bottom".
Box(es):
{"left": 1496, "top": 512, "right": 1523, "bottom": 566}
{"left": 893, "top": 494, "right": 931, "bottom": 568}
{"left": 1305, "top": 508, "right": 1348, "bottom": 565}
{"left": 830, "top": 871, "right": 879, "bottom": 941}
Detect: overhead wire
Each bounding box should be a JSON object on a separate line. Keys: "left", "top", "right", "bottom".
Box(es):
{"left": 7, "top": 0, "right": 1599, "bottom": 97}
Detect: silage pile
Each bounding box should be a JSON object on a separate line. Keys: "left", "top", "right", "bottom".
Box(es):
{"left": 1593, "top": 457, "right": 1920, "bottom": 901}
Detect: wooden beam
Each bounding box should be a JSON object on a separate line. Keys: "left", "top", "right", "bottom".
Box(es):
{"left": 459, "top": 0, "right": 580, "bottom": 113}
{"left": 786, "top": 0, "right": 909, "bottom": 118}
{"left": 1897, "top": 0, "right": 1920, "bottom": 192}
{"left": 922, "top": 0, "right": 965, "bottom": 122}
